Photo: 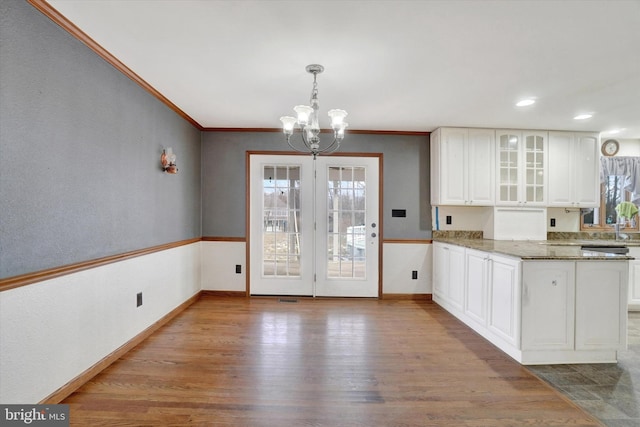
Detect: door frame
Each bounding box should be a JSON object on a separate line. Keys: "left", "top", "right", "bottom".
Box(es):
{"left": 245, "top": 150, "right": 383, "bottom": 297}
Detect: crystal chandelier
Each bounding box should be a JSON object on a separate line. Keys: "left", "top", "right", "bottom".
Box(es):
{"left": 279, "top": 64, "right": 348, "bottom": 159}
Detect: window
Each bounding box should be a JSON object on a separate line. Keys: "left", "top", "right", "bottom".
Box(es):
{"left": 581, "top": 175, "right": 639, "bottom": 231}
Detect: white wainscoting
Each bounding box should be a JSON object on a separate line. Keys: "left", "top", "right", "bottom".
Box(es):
{"left": 382, "top": 242, "right": 432, "bottom": 294}
{"left": 0, "top": 242, "right": 201, "bottom": 404}
{"left": 201, "top": 240, "right": 246, "bottom": 292}
{"left": 201, "top": 240, "right": 432, "bottom": 295}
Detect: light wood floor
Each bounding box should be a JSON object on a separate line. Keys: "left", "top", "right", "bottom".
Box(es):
{"left": 64, "top": 296, "right": 603, "bottom": 426}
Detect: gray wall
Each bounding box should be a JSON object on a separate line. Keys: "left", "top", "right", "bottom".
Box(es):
{"left": 0, "top": 0, "right": 431, "bottom": 279}
{"left": 201, "top": 131, "right": 431, "bottom": 240}
{"left": 0, "top": 1, "right": 202, "bottom": 278}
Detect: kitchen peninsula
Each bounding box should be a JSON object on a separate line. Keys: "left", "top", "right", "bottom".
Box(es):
{"left": 432, "top": 234, "right": 631, "bottom": 365}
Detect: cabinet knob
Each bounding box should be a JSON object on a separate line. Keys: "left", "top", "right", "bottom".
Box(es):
{"left": 552, "top": 280, "right": 557, "bottom": 286}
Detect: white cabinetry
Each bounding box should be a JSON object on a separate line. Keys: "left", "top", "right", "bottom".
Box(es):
{"left": 433, "top": 242, "right": 447, "bottom": 299}
{"left": 448, "top": 245, "right": 465, "bottom": 311}
{"left": 628, "top": 247, "right": 640, "bottom": 310}
{"left": 488, "top": 254, "right": 521, "bottom": 347}
{"left": 433, "top": 242, "right": 465, "bottom": 312}
{"left": 576, "top": 262, "right": 627, "bottom": 350}
{"left": 496, "top": 130, "right": 547, "bottom": 206}
{"left": 522, "top": 262, "right": 575, "bottom": 351}
{"left": 431, "top": 128, "right": 599, "bottom": 209}
{"left": 464, "top": 249, "right": 489, "bottom": 326}
{"left": 430, "top": 128, "right": 494, "bottom": 206}
{"left": 520, "top": 260, "right": 626, "bottom": 363}
{"left": 629, "top": 259, "right": 640, "bottom": 310}
{"left": 433, "top": 242, "right": 629, "bottom": 364}
{"left": 547, "top": 131, "right": 600, "bottom": 207}
{"left": 434, "top": 244, "right": 522, "bottom": 360}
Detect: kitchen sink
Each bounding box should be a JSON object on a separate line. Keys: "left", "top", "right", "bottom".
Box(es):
{"left": 580, "top": 245, "right": 629, "bottom": 254}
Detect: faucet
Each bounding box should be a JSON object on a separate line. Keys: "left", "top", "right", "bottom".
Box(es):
{"left": 615, "top": 223, "right": 629, "bottom": 240}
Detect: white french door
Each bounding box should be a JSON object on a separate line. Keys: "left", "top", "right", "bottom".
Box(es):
{"left": 249, "top": 154, "right": 379, "bottom": 297}
{"left": 315, "top": 156, "right": 379, "bottom": 297}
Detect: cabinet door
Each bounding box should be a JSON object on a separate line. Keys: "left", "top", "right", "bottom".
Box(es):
{"left": 575, "top": 262, "right": 627, "bottom": 350}
{"left": 488, "top": 255, "right": 520, "bottom": 346}
{"left": 448, "top": 244, "right": 465, "bottom": 311}
{"left": 547, "top": 131, "right": 573, "bottom": 206}
{"left": 629, "top": 248, "right": 640, "bottom": 309}
{"left": 432, "top": 242, "right": 449, "bottom": 300}
{"left": 467, "top": 129, "right": 495, "bottom": 205}
{"left": 629, "top": 260, "right": 640, "bottom": 309}
{"left": 497, "top": 130, "right": 546, "bottom": 206}
{"left": 522, "top": 131, "right": 547, "bottom": 205}
{"left": 522, "top": 262, "right": 575, "bottom": 350}
{"left": 465, "top": 249, "right": 489, "bottom": 325}
{"left": 496, "top": 131, "right": 521, "bottom": 205}
{"left": 572, "top": 133, "right": 599, "bottom": 207}
{"left": 548, "top": 132, "right": 599, "bottom": 207}
{"left": 439, "top": 128, "right": 467, "bottom": 205}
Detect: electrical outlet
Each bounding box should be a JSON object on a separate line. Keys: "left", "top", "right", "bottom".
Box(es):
{"left": 136, "top": 292, "right": 143, "bottom": 307}
{"left": 550, "top": 218, "right": 556, "bottom": 227}
{"left": 412, "top": 270, "right": 418, "bottom": 280}
{"left": 446, "top": 215, "right": 452, "bottom": 225}
{"left": 235, "top": 265, "right": 242, "bottom": 274}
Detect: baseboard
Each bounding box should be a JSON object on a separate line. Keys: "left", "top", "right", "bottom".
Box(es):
{"left": 200, "top": 290, "right": 247, "bottom": 297}
{"left": 382, "top": 293, "right": 432, "bottom": 300}
{"left": 40, "top": 291, "right": 202, "bottom": 404}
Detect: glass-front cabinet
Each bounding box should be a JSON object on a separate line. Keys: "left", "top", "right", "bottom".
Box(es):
{"left": 496, "top": 130, "right": 548, "bottom": 206}
{"left": 498, "top": 132, "right": 519, "bottom": 204}
{"left": 524, "top": 133, "right": 545, "bottom": 203}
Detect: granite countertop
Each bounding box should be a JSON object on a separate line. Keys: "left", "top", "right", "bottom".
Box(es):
{"left": 432, "top": 237, "right": 636, "bottom": 260}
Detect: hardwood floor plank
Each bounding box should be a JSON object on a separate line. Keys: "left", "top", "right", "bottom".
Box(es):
{"left": 63, "top": 297, "right": 603, "bottom": 426}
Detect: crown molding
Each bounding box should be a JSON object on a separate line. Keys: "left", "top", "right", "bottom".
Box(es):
{"left": 202, "top": 127, "right": 430, "bottom": 136}
{"left": 28, "top": 1, "right": 431, "bottom": 136}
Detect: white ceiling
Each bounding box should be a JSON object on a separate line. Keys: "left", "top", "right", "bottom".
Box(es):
{"left": 47, "top": 0, "right": 640, "bottom": 138}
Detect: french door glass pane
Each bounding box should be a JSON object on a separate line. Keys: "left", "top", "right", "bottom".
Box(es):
{"left": 327, "top": 166, "right": 366, "bottom": 279}
{"left": 262, "top": 165, "right": 301, "bottom": 277}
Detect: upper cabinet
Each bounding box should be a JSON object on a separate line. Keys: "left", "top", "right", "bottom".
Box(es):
{"left": 547, "top": 132, "right": 600, "bottom": 207}
{"left": 495, "top": 130, "right": 548, "bottom": 206}
{"left": 430, "top": 127, "right": 600, "bottom": 209}
{"left": 431, "top": 127, "right": 495, "bottom": 206}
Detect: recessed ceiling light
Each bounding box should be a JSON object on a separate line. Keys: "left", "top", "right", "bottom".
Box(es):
{"left": 574, "top": 113, "right": 593, "bottom": 120}
{"left": 605, "top": 128, "right": 625, "bottom": 134}
{"left": 516, "top": 99, "right": 535, "bottom": 107}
